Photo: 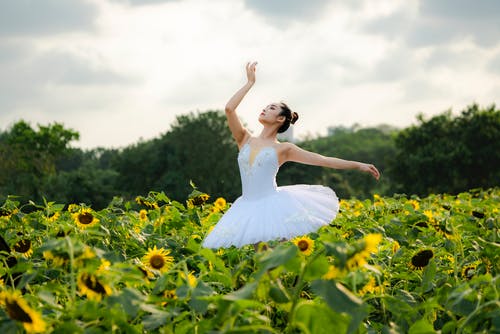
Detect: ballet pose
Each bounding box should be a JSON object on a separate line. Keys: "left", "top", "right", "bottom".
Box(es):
{"left": 202, "top": 62, "right": 380, "bottom": 249}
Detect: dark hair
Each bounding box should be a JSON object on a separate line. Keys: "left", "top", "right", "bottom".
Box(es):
{"left": 278, "top": 102, "right": 299, "bottom": 133}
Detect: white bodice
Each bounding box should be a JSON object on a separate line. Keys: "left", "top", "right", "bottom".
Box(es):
{"left": 237, "top": 143, "right": 279, "bottom": 200}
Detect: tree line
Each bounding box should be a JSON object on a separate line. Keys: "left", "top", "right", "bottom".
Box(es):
{"left": 1, "top": 103, "right": 498, "bottom": 209}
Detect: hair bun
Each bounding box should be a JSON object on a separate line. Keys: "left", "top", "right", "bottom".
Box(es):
{"left": 290, "top": 112, "right": 299, "bottom": 125}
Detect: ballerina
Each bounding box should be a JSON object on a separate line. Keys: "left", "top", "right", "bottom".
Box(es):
{"left": 202, "top": 62, "right": 380, "bottom": 249}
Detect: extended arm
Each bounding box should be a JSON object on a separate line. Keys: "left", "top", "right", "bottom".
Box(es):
{"left": 283, "top": 143, "right": 380, "bottom": 180}
{"left": 225, "top": 62, "right": 257, "bottom": 148}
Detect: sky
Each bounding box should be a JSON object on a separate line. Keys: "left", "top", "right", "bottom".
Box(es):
{"left": 0, "top": 0, "right": 499, "bottom": 149}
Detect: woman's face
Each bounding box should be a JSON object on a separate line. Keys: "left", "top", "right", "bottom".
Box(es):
{"left": 258, "top": 103, "right": 283, "bottom": 125}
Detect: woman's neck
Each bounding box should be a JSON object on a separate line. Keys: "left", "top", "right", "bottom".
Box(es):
{"left": 258, "top": 126, "right": 278, "bottom": 141}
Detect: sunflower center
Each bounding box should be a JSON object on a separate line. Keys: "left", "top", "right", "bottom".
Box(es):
{"left": 411, "top": 250, "right": 434, "bottom": 268}
{"left": 14, "top": 239, "right": 31, "bottom": 253}
{"left": 149, "top": 255, "right": 165, "bottom": 269}
{"left": 297, "top": 240, "right": 310, "bottom": 251}
{"left": 0, "top": 209, "right": 11, "bottom": 217}
{"left": 6, "top": 300, "right": 33, "bottom": 323}
{"left": 78, "top": 213, "right": 94, "bottom": 225}
{"left": 82, "top": 273, "right": 107, "bottom": 294}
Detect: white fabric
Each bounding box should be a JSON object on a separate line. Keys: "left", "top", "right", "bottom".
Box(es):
{"left": 202, "top": 141, "right": 339, "bottom": 248}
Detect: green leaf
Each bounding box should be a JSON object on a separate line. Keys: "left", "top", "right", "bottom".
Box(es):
{"left": 141, "top": 305, "right": 170, "bottom": 331}
{"left": 311, "top": 279, "right": 367, "bottom": 334}
{"left": 269, "top": 285, "right": 290, "bottom": 304}
{"left": 440, "top": 321, "right": 456, "bottom": 334}
{"left": 51, "top": 322, "right": 84, "bottom": 334}
{"left": 188, "top": 281, "right": 214, "bottom": 314}
{"left": 323, "top": 242, "right": 348, "bottom": 265}
{"left": 421, "top": 259, "right": 436, "bottom": 293}
{"left": 294, "top": 302, "right": 349, "bottom": 334}
{"left": 256, "top": 244, "right": 298, "bottom": 278}
{"left": 223, "top": 281, "right": 259, "bottom": 301}
{"left": 303, "top": 255, "right": 329, "bottom": 281}
{"left": 408, "top": 318, "right": 436, "bottom": 334}
{"left": 311, "top": 279, "right": 363, "bottom": 313}
{"left": 107, "top": 288, "right": 145, "bottom": 318}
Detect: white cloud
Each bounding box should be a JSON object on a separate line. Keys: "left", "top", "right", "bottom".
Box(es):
{"left": 0, "top": 0, "right": 498, "bottom": 148}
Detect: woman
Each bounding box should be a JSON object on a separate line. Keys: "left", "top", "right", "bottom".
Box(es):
{"left": 202, "top": 62, "right": 380, "bottom": 249}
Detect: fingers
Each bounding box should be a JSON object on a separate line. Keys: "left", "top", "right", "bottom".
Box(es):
{"left": 246, "top": 61, "right": 258, "bottom": 71}
{"left": 370, "top": 165, "right": 380, "bottom": 180}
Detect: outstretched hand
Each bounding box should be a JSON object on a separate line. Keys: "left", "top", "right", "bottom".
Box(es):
{"left": 358, "top": 162, "right": 380, "bottom": 180}
{"left": 246, "top": 61, "right": 257, "bottom": 84}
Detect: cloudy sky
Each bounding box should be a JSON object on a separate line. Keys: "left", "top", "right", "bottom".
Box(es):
{"left": 1, "top": 0, "right": 499, "bottom": 148}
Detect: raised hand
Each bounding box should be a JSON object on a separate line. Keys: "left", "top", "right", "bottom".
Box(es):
{"left": 246, "top": 61, "right": 257, "bottom": 84}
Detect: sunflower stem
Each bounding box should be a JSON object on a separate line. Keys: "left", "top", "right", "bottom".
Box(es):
{"left": 65, "top": 236, "right": 77, "bottom": 305}
{"left": 285, "top": 249, "right": 323, "bottom": 333}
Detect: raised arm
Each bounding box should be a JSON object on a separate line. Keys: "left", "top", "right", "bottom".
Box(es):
{"left": 283, "top": 143, "right": 380, "bottom": 180}
{"left": 225, "top": 62, "right": 257, "bottom": 148}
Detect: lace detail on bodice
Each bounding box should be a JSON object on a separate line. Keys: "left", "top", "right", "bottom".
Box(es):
{"left": 237, "top": 143, "right": 279, "bottom": 200}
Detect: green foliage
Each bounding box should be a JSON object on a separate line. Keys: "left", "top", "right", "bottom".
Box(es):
{"left": 164, "top": 110, "right": 241, "bottom": 200}
{"left": 391, "top": 103, "right": 500, "bottom": 195}
{"left": 0, "top": 188, "right": 498, "bottom": 333}
{"left": 110, "top": 110, "right": 241, "bottom": 202}
{"left": 0, "top": 121, "right": 79, "bottom": 203}
{"left": 2, "top": 103, "right": 498, "bottom": 207}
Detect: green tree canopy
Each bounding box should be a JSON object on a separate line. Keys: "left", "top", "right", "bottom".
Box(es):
{"left": 390, "top": 103, "right": 500, "bottom": 195}
{"left": 0, "top": 121, "right": 79, "bottom": 202}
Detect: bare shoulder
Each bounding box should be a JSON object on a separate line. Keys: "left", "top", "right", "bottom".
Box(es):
{"left": 274, "top": 142, "right": 297, "bottom": 164}
{"left": 275, "top": 141, "right": 295, "bottom": 153}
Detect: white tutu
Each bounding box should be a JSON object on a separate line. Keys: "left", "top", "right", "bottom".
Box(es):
{"left": 202, "top": 141, "right": 339, "bottom": 248}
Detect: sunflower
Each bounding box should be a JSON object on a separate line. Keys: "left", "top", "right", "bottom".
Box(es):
{"left": 346, "top": 233, "right": 382, "bottom": 270}
{"left": 43, "top": 251, "right": 68, "bottom": 267}
{"left": 13, "top": 239, "right": 33, "bottom": 258}
{"left": 139, "top": 209, "right": 148, "bottom": 222}
{"left": 392, "top": 241, "right": 400, "bottom": 254}
{"left": 0, "top": 290, "right": 46, "bottom": 333}
{"left": 46, "top": 211, "right": 60, "bottom": 223}
{"left": 180, "top": 271, "right": 197, "bottom": 287}
{"left": 323, "top": 265, "right": 345, "bottom": 280}
{"left": 0, "top": 208, "right": 18, "bottom": 221}
{"left": 67, "top": 204, "right": 80, "bottom": 213}
{"left": 406, "top": 199, "right": 420, "bottom": 210}
{"left": 213, "top": 197, "right": 227, "bottom": 212}
{"left": 0, "top": 208, "right": 11, "bottom": 217}
{"left": 461, "top": 262, "right": 480, "bottom": 279}
{"left": 339, "top": 199, "right": 350, "bottom": 209}
{"left": 135, "top": 196, "right": 159, "bottom": 209}
{"left": 292, "top": 236, "right": 315, "bottom": 256}
{"left": 97, "top": 259, "right": 111, "bottom": 273}
{"left": 359, "top": 277, "right": 386, "bottom": 295}
{"left": 77, "top": 272, "right": 112, "bottom": 301}
{"left": 164, "top": 289, "right": 177, "bottom": 299}
{"left": 410, "top": 249, "right": 434, "bottom": 269}
{"left": 187, "top": 193, "right": 210, "bottom": 207}
{"left": 423, "top": 210, "right": 435, "bottom": 223}
{"left": 364, "top": 234, "right": 382, "bottom": 254}
{"left": 72, "top": 208, "right": 99, "bottom": 229}
{"left": 142, "top": 246, "right": 174, "bottom": 272}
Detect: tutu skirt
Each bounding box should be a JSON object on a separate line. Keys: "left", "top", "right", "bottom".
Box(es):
{"left": 202, "top": 184, "right": 339, "bottom": 248}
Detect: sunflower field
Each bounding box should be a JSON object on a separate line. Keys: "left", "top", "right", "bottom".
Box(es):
{"left": 0, "top": 187, "right": 498, "bottom": 333}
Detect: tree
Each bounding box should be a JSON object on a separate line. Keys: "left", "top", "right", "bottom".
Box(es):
{"left": 161, "top": 110, "right": 240, "bottom": 200}
{"left": 0, "top": 121, "right": 79, "bottom": 202}
{"left": 389, "top": 104, "right": 500, "bottom": 195}
{"left": 111, "top": 110, "right": 241, "bottom": 201}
